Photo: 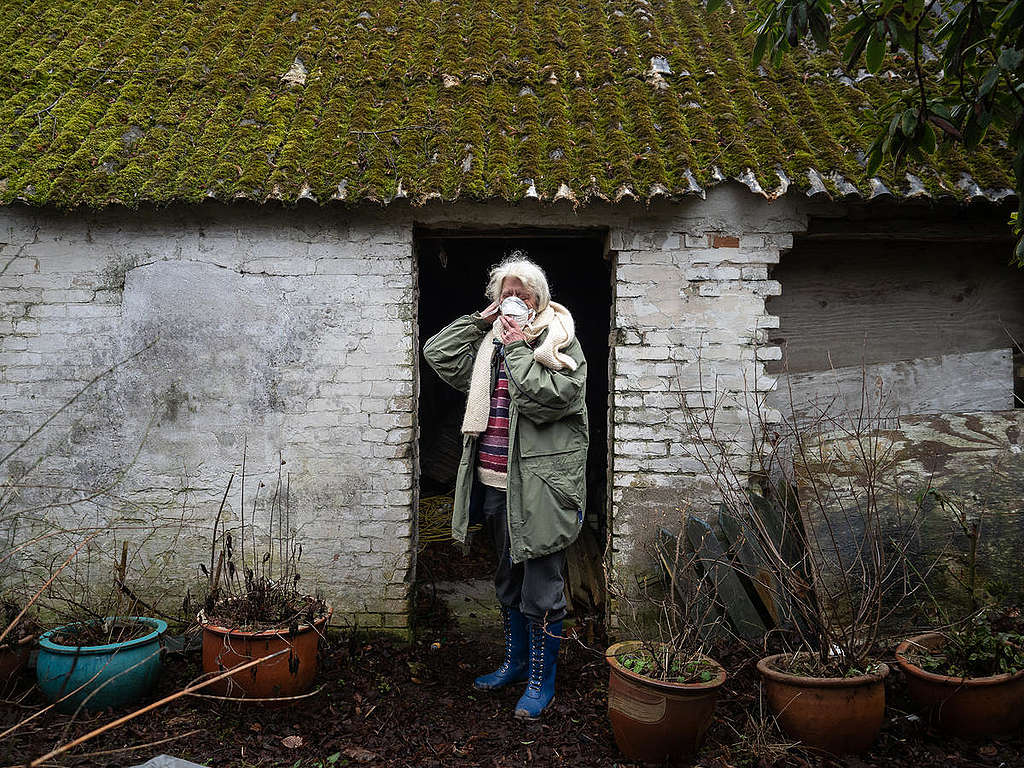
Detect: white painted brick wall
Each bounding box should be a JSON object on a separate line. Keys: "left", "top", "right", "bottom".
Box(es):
{"left": 607, "top": 185, "right": 804, "bottom": 569}
{"left": 0, "top": 205, "right": 417, "bottom": 632}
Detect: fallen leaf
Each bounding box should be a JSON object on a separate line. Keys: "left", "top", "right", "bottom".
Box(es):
{"left": 344, "top": 746, "right": 379, "bottom": 762}
{"left": 979, "top": 746, "right": 998, "bottom": 757}
{"left": 282, "top": 735, "right": 304, "bottom": 748}
{"left": 250, "top": 723, "right": 262, "bottom": 732}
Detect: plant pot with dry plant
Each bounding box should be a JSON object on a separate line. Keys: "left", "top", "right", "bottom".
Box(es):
{"left": 195, "top": 451, "right": 330, "bottom": 702}
{"left": 35, "top": 615, "right": 167, "bottom": 713}
{"left": 682, "top": 362, "right": 932, "bottom": 755}
{"left": 604, "top": 522, "right": 728, "bottom": 765}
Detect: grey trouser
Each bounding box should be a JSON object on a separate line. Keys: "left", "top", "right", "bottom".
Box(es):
{"left": 481, "top": 485, "right": 567, "bottom": 624}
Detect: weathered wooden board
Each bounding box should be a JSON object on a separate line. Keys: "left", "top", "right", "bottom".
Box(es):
{"left": 766, "top": 241, "right": 1024, "bottom": 374}
{"left": 684, "top": 517, "right": 767, "bottom": 640}
{"left": 655, "top": 527, "right": 725, "bottom": 643}
{"left": 797, "top": 410, "right": 1024, "bottom": 623}
{"left": 718, "top": 507, "right": 780, "bottom": 625}
{"left": 768, "top": 349, "right": 1014, "bottom": 424}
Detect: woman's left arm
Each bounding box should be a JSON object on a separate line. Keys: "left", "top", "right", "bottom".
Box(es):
{"left": 502, "top": 339, "right": 587, "bottom": 424}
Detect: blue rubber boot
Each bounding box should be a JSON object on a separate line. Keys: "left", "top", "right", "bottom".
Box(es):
{"left": 474, "top": 606, "right": 529, "bottom": 690}
{"left": 514, "top": 620, "right": 562, "bottom": 720}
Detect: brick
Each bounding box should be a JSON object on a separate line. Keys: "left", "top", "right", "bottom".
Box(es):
{"left": 709, "top": 266, "right": 741, "bottom": 280}
{"left": 740, "top": 266, "right": 769, "bottom": 280}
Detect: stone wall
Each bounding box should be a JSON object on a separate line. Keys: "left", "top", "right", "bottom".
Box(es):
{"left": 0, "top": 184, "right": 806, "bottom": 630}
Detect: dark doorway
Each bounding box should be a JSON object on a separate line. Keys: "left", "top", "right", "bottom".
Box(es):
{"left": 415, "top": 229, "right": 612, "bottom": 555}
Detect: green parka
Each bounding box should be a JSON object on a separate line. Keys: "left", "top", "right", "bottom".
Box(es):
{"left": 422, "top": 312, "right": 588, "bottom": 564}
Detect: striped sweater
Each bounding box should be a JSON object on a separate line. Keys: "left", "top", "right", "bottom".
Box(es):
{"left": 476, "top": 357, "right": 510, "bottom": 489}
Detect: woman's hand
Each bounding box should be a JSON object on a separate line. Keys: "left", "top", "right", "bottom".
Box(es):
{"left": 499, "top": 315, "right": 527, "bottom": 345}
{"left": 480, "top": 300, "right": 500, "bottom": 323}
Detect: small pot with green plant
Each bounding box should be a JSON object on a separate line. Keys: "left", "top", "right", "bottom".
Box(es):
{"left": 196, "top": 452, "right": 330, "bottom": 702}
{"left": 896, "top": 611, "right": 1024, "bottom": 737}
{"left": 895, "top": 489, "right": 1024, "bottom": 737}
{"left": 605, "top": 519, "right": 727, "bottom": 765}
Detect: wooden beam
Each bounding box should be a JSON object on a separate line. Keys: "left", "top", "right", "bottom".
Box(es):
{"left": 684, "top": 517, "right": 767, "bottom": 641}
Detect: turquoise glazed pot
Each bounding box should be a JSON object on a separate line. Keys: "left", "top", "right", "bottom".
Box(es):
{"left": 36, "top": 617, "right": 166, "bottom": 712}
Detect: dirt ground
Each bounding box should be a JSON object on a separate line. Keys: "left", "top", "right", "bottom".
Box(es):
{"left": 2, "top": 542, "right": 1023, "bottom": 767}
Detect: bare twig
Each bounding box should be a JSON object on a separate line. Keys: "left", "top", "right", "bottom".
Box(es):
{"left": 0, "top": 534, "right": 97, "bottom": 646}
{"left": 26, "top": 649, "right": 289, "bottom": 767}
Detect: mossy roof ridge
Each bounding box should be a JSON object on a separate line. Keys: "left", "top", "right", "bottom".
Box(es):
{"left": 0, "top": 0, "right": 1014, "bottom": 208}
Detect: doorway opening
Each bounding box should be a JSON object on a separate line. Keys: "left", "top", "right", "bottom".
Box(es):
{"left": 414, "top": 228, "right": 612, "bottom": 630}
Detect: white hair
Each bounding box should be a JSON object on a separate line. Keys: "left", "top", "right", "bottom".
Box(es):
{"left": 485, "top": 252, "right": 550, "bottom": 312}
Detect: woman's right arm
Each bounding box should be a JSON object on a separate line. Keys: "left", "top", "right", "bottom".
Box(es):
{"left": 422, "top": 310, "right": 494, "bottom": 393}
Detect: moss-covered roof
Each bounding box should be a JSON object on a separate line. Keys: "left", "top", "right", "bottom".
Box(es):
{"left": 0, "top": 0, "right": 1014, "bottom": 208}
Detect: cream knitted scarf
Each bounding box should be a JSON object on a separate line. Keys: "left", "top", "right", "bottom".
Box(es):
{"left": 461, "top": 302, "right": 577, "bottom": 436}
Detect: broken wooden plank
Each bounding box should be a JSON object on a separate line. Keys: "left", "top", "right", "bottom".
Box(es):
{"left": 684, "top": 517, "right": 768, "bottom": 641}
{"left": 718, "top": 507, "right": 780, "bottom": 625}
{"left": 765, "top": 242, "right": 1024, "bottom": 374}
{"left": 655, "top": 527, "right": 724, "bottom": 643}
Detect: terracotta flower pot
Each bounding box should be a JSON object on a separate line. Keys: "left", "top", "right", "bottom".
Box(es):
{"left": 757, "top": 653, "right": 889, "bottom": 754}
{"left": 895, "top": 632, "right": 1024, "bottom": 737}
{"left": 606, "top": 641, "right": 727, "bottom": 765}
{"left": 200, "top": 607, "right": 331, "bottom": 701}
{"left": 0, "top": 634, "right": 34, "bottom": 684}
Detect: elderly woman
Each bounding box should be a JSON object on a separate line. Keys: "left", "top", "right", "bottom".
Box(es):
{"left": 423, "top": 253, "right": 588, "bottom": 720}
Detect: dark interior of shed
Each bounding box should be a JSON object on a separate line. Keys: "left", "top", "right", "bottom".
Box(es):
{"left": 416, "top": 230, "right": 612, "bottom": 546}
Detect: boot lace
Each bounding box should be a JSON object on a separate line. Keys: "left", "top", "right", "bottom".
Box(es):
{"left": 527, "top": 625, "right": 544, "bottom": 690}
{"left": 496, "top": 609, "right": 513, "bottom": 674}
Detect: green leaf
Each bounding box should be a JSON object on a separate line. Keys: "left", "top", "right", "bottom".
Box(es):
{"left": 843, "top": 25, "right": 872, "bottom": 69}
{"left": 995, "top": 1, "right": 1024, "bottom": 47}
{"left": 839, "top": 14, "right": 868, "bottom": 36}
{"left": 979, "top": 66, "right": 1000, "bottom": 98}
{"left": 898, "top": 0, "right": 925, "bottom": 25}
{"left": 752, "top": 32, "right": 770, "bottom": 66}
{"left": 920, "top": 121, "right": 937, "bottom": 153}
{"left": 866, "top": 33, "right": 886, "bottom": 73}
{"left": 786, "top": 10, "right": 800, "bottom": 47}
{"left": 928, "top": 112, "right": 962, "bottom": 139}
{"left": 795, "top": 2, "right": 808, "bottom": 31}
{"left": 707, "top": 0, "right": 725, "bottom": 12}
{"left": 964, "top": 108, "right": 993, "bottom": 148}
{"left": 867, "top": 142, "right": 884, "bottom": 176}
{"left": 998, "top": 47, "right": 1023, "bottom": 71}
{"left": 809, "top": 7, "right": 830, "bottom": 47}
{"left": 900, "top": 109, "right": 918, "bottom": 137}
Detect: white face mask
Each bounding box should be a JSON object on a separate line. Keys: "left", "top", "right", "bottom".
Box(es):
{"left": 498, "top": 295, "right": 535, "bottom": 327}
